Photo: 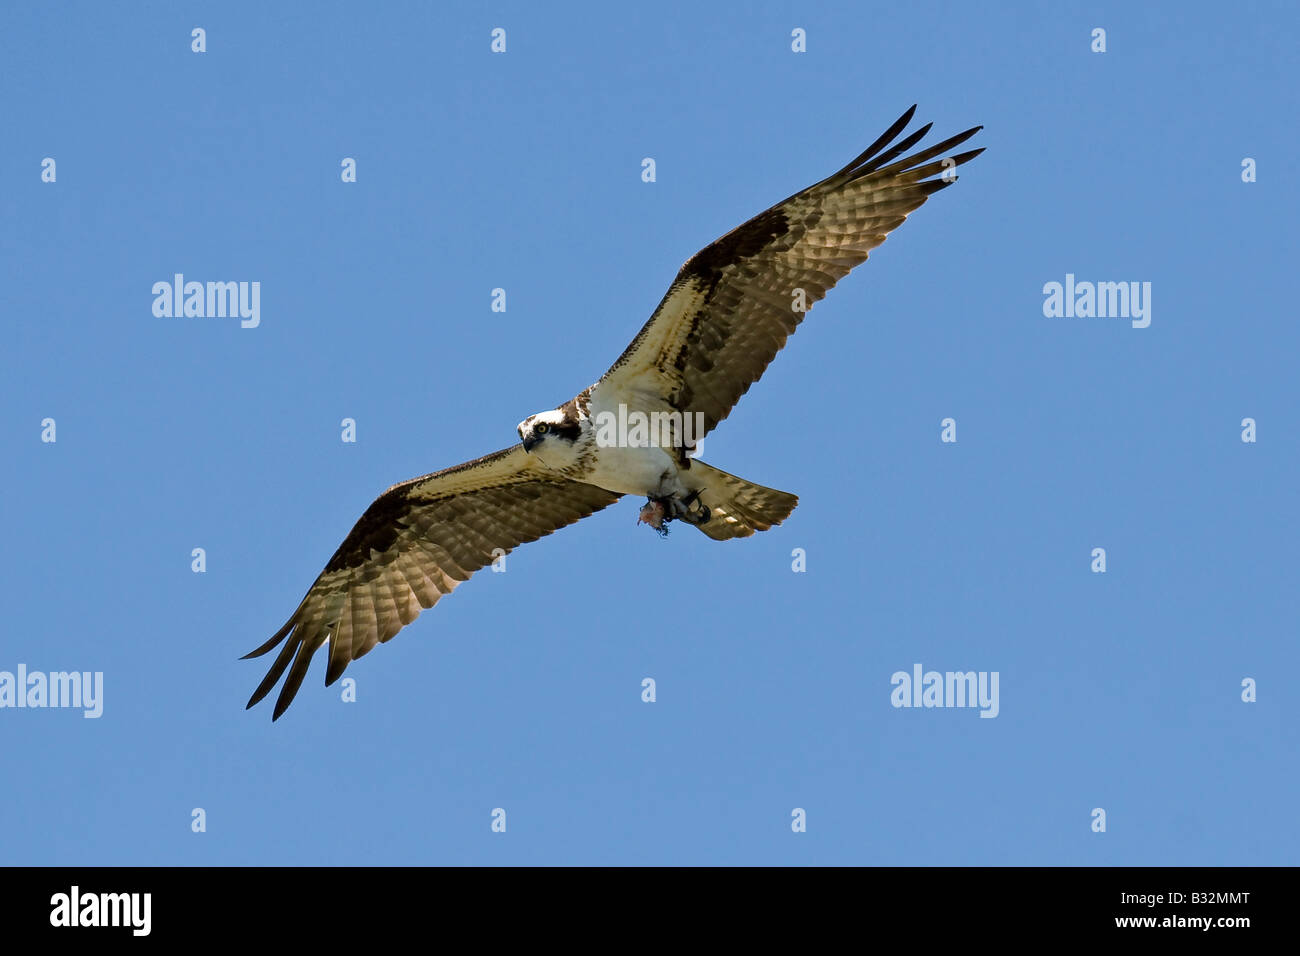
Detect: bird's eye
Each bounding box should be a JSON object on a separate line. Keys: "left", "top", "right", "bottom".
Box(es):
{"left": 535, "top": 423, "right": 549, "bottom": 435}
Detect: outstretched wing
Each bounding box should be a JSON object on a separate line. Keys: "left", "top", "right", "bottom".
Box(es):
{"left": 245, "top": 445, "right": 621, "bottom": 719}
{"left": 595, "top": 106, "right": 983, "bottom": 436}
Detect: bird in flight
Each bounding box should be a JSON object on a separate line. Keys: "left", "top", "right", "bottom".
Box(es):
{"left": 245, "top": 106, "right": 983, "bottom": 719}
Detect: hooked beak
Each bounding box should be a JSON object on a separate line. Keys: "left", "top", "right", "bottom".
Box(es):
{"left": 522, "top": 434, "right": 541, "bottom": 452}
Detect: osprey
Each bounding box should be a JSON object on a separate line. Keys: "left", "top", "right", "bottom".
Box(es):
{"left": 246, "top": 106, "right": 983, "bottom": 719}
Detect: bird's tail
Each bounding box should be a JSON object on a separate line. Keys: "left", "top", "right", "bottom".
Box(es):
{"left": 681, "top": 460, "right": 798, "bottom": 540}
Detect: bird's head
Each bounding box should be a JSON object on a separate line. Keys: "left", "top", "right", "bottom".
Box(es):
{"left": 517, "top": 408, "right": 580, "bottom": 455}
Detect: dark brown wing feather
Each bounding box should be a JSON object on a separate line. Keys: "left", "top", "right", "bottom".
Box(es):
{"left": 595, "top": 106, "right": 983, "bottom": 435}
{"left": 245, "top": 445, "right": 621, "bottom": 719}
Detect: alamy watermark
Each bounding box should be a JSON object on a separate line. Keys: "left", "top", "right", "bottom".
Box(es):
{"left": 890, "top": 663, "right": 999, "bottom": 718}
{"left": 152, "top": 274, "right": 260, "bottom": 328}
{"left": 1042, "top": 274, "right": 1151, "bottom": 328}
{"left": 0, "top": 664, "right": 103, "bottom": 718}
{"left": 593, "top": 403, "right": 706, "bottom": 449}
{"left": 50, "top": 886, "right": 150, "bottom": 936}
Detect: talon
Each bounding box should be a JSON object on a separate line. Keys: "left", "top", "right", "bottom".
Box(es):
{"left": 679, "top": 489, "right": 711, "bottom": 525}
{"left": 639, "top": 493, "right": 708, "bottom": 534}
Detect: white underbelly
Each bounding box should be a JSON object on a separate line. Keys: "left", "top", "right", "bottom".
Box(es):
{"left": 585, "top": 444, "right": 682, "bottom": 497}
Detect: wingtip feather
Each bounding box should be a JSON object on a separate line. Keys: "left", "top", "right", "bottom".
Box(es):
{"left": 242, "top": 618, "right": 294, "bottom": 660}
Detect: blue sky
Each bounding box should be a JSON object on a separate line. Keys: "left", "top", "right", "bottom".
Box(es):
{"left": 2, "top": 2, "right": 1296, "bottom": 865}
